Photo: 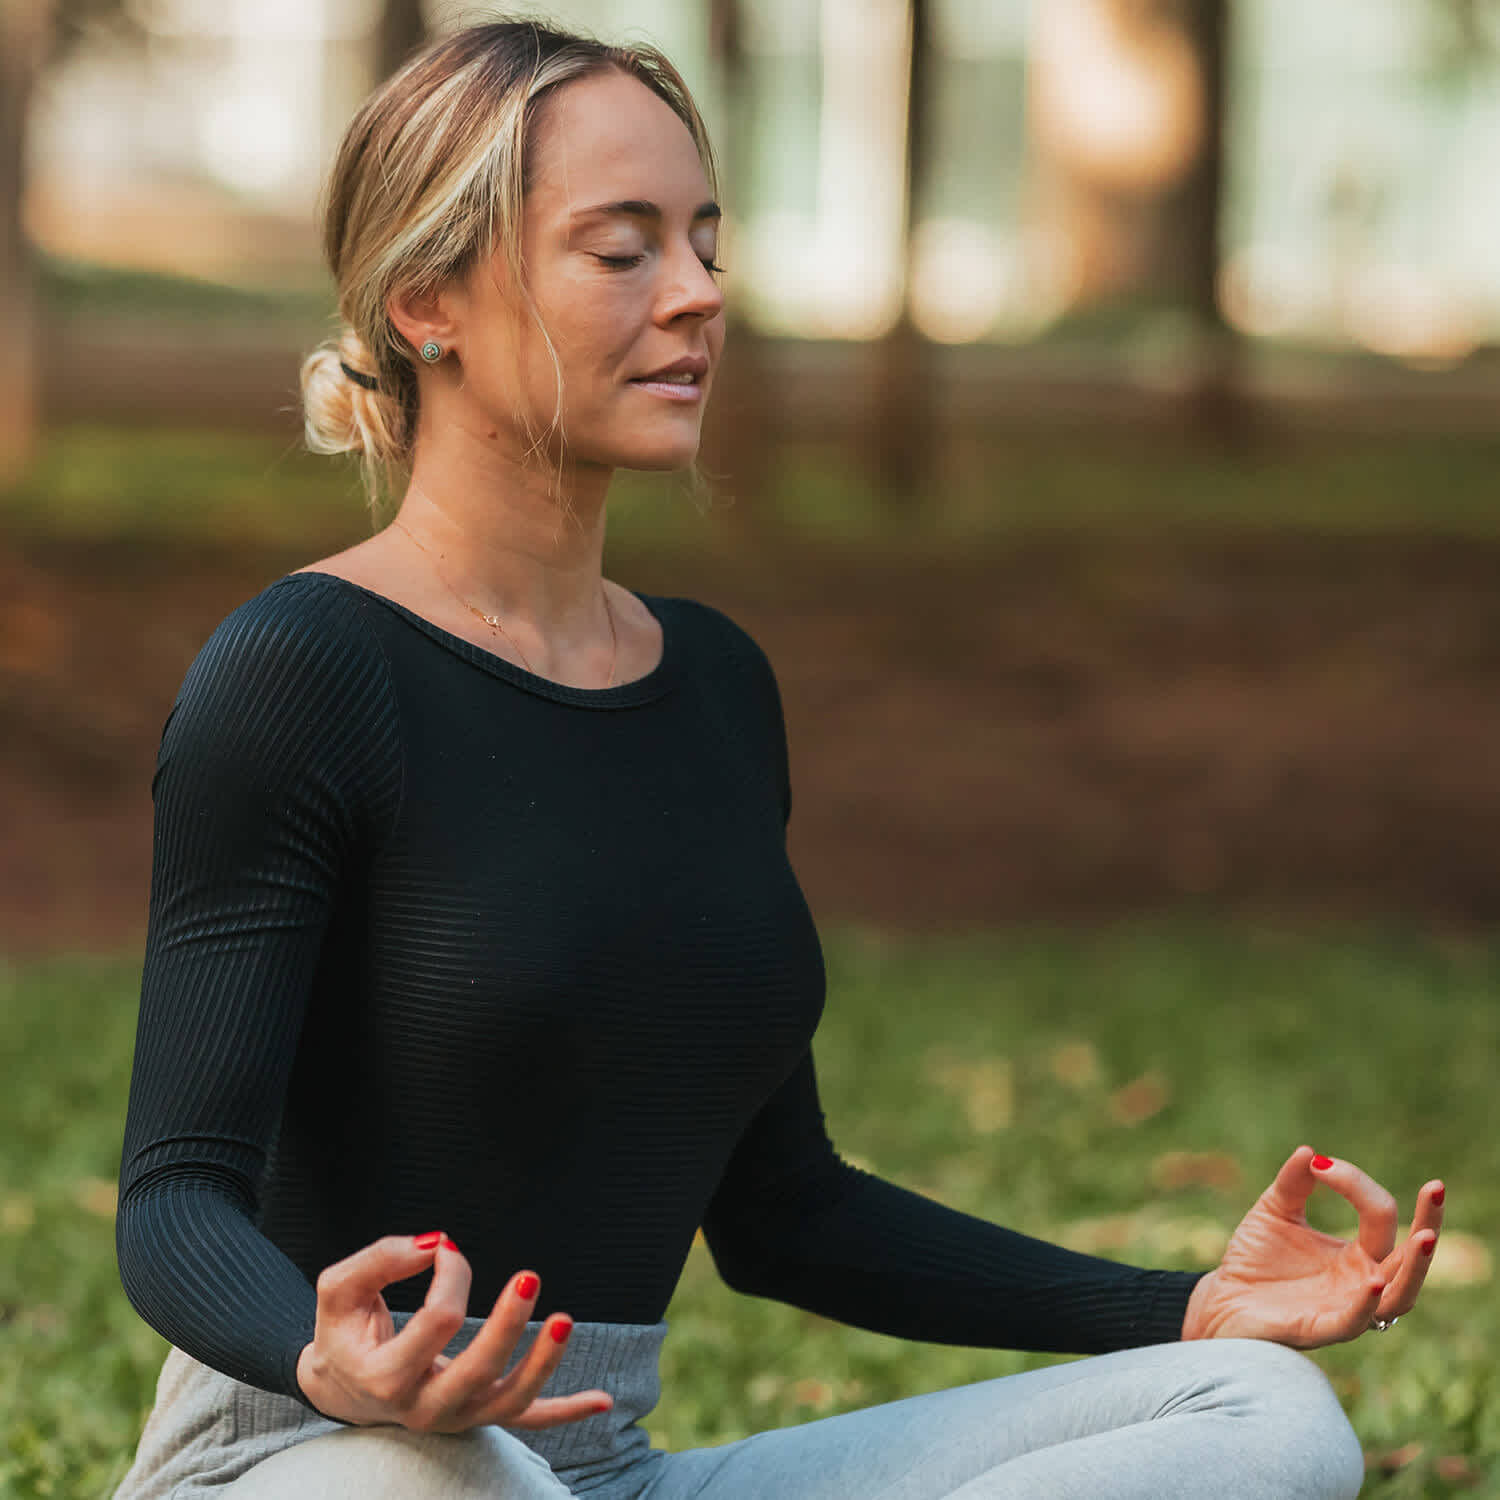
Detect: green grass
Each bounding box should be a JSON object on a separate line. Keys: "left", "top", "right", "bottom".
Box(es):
{"left": 6, "top": 425, "right": 1500, "bottom": 553}
{"left": 1, "top": 928, "right": 1496, "bottom": 1497}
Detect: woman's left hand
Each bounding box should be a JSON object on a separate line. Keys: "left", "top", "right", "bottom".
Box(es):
{"left": 1181, "top": 1145, "right": 1445, "bottom": 1347}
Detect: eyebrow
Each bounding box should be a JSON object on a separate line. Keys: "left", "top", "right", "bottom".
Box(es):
{"left": 572, "top": 199, "right": 722, "bottom": 223}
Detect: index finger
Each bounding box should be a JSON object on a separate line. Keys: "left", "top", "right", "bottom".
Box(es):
{"left": 1309, "top": 1153, "right": 1399, "bottom": 1262}
{"left": 314, "top": 1233, "right": 442, "bottom": 1320}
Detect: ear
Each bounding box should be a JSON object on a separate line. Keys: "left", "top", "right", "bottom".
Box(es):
{"left": 386, "top": 281, "right": 463, "bottom": 362}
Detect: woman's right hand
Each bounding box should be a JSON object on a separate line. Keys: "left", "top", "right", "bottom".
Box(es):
{"left": 295, "top": 1232, "right": 613, "bottom": 1431}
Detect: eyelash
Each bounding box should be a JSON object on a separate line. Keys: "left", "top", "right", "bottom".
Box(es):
{"left": 596, "top": 254, "right": 726, "bottom": 275}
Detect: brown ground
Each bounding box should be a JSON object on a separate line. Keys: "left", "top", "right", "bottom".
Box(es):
{"left": 3, "top": 531, "right": 1499, "bottom": 954}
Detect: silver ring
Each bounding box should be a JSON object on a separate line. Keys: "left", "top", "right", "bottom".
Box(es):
{"left": 1372, "top": 1315, "right": 1399, "bottom": 1332}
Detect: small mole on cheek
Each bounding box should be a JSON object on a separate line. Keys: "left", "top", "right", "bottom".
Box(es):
{"left": 486, "top": 429, "right": 498, "bottom": 440}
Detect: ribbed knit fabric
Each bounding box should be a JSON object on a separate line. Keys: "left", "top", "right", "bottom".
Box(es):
{"left": 111, "top": 1318, "right": 669, "bottom": 1499}
{"left": 117, "top": 572, "right": 1201, "bottom": 1407}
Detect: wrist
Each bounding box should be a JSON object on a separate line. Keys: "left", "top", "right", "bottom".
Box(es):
{"left": 1181, "top": 1270, "right": 1218, "bottom": 1341}
{"left": 296, "top": 1341, "right": 328, "bottom": 1406}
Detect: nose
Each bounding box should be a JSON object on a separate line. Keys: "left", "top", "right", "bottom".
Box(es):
{"left": 655, "top": 244, "right": 725, "bottom": 326}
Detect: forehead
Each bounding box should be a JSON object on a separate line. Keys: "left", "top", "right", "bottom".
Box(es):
{"left": 529, "top": 69, "right": 710, "bottom": 217}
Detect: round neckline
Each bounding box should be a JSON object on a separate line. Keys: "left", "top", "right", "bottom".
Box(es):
{"left": 279, "top": 571, "right": 678, "bottom": 709}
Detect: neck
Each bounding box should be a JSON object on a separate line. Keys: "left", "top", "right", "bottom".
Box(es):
{"left": 397, "top": 416, "right": 614, "bottom": 634}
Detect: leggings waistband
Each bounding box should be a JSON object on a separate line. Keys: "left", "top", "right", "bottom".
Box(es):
{"left": 114, "top": 1318, "right": 669, "bottom": 1499}
{"left": 416, "top": 1314, "right": 668, "bottom": 1476}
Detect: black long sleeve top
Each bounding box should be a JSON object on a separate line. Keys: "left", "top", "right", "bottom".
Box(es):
{"left": 116, "top": 572, "right": 1201, "bottom": 1401}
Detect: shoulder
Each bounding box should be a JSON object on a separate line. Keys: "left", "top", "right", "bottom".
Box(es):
{"left": 181, "top": 573, "right": 390, "bottom": 703}
{"left": 166, "top": 574, "right": 399, "bottom": 766}
{"left": 153, "top": 576, "right": 403, "bottom": 859}
{"left": 644, "top": 595, "right": 789, "bottom": 779}
{"left": 644, "top": 594, "right": 777, "bottom": 681}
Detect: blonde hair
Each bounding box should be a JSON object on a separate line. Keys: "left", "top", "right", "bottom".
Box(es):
{"left": 300, "top": 18, "right": 718, "bottom": 516}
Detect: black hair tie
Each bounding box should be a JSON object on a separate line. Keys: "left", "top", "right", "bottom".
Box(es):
{"left": 340, "top": 360, "right": 381, "bottom": 392}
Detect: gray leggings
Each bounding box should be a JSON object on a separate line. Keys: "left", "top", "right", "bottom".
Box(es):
{"left": 114, "top": 1321, "right": 1365, "bottom": 1500}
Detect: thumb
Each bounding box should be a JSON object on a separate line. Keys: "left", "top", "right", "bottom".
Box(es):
{"left": 1260, "top": 1145, "right": 1319, "bottom": 1219}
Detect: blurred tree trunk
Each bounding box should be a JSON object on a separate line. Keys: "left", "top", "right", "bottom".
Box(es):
{"left": 871, "top": 0, "right": 934, "bottom": 509}
{"left": 376, "top": 0, "right": 427, "bottom": 81}
{"left": 1164, "top": 0, "right": 1242, "bottom": 436}
{"left": 702, "top": 0, "right": 772, "bottom": 525}
{"left": 0, "top": 0, "right": 53, "bottom": 486}
{"left": 1027, "top": 0, "right": 1204, "bottom": 303}
{"left": 1029, "top": 0, "right": 1242, "bottom": 436}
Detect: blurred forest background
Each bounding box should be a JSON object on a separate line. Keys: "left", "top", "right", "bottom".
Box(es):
{"left": 1, "top": 2, "right": 1499, "bottom": 1497}
{"left": 2, "top": 0, "right": 1500, "bottom": 945}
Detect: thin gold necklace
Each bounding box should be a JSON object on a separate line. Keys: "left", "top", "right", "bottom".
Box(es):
{"left": 391, "top": 518, "right": 617, "bottom": 688}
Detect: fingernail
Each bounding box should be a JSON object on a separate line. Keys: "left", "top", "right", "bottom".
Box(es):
{"left": 1431, "top": 1186, "right": 1446, "bottom": 1206}
{"left": 440, "top": 1236, "right": 460, "bottom": 1253}
{"left": 549, "top": 1317, "right": 573, "bottom": 1344}
{"left": 592, "top": 1399, "right": 613, "bottom": 1414}
{"left": 414, "top": 1231, "right": 442, "bottom": 1249}
{"left": 1421, "top": 1237, "right": 1437, "bottom": 1256}
{"left": 516, "top": 1273, "right": 539, "bottom": 1300}
{"left": 1311, "top": 1155, "right": 1334, "bottom": 1170}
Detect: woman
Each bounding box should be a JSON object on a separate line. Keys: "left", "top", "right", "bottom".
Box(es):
{"left": 114, "top": 19, "right": 1444, "bottom": 1499}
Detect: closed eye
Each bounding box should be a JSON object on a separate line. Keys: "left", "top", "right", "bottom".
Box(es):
{"left": 594, "top": 253, "right": 726, "bottom": 275}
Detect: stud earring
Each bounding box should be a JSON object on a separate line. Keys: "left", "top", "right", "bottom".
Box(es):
{"left": 420, "top": 340, "right": 443, "bottom": 363}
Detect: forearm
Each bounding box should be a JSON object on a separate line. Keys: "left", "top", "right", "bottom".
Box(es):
{"left": 117, "top": 1177, "right": 317, "bottom": 1399}
{"left": 709, "top": 1164, "right": 1203, "bottom": 1355}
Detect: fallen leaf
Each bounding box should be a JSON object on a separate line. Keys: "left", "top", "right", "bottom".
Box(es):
{"left": 1366, "top": 1441, "right": 1425, "bottom": 1473}
{"left": 1110, "top": 1072, "right": 1170, "bottom": 1126}
{"left": 1049, "top": 1041, "right": 1101, "bottom": 1090}
{"left": 1434, "top": 1455, "right": 1479, "bottom": 1486}
{"left": 1150, "top": 1151, "right": 1242, "bottom": 1194}
{"left": 1061, "top": 1211, "right": 1229, "bottom": 1263}
{"left": 23, "top": 1304, "right": 66, "bottom": 1335}
{"left": 924, "top": 1052, "right": 1014, "bottom": 1133}
{"left": 1060, "top": 1214, "right": 1137, "bottom": 1254}
{"left": 0, "top": 1195, "right": 35, "bottom": 1233}
{"left": 73, "top": 1178, "right": 118, "bottom": 1218}
{"left": 790, "top": 1379, "right": 835, "bottom": 1411}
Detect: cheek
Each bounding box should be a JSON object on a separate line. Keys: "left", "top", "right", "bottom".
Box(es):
{"left": 544, "top": 275, "right": 634, "bottom": 350}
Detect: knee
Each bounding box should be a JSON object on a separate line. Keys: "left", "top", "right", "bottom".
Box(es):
{"left": 1207, "top": 1340, "right": 1364, "bottom": 1500}
{"left": 227, "top": 1423, "right": 564, "bottom": 1499}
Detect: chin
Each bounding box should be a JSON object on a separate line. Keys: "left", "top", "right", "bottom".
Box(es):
{"left": 601, "top": 432, "right": 705, "bottom": 472}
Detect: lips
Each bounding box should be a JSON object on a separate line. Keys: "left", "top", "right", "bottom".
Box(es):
{"left": 631, "top": 354, "right": 709, "bottom": 385}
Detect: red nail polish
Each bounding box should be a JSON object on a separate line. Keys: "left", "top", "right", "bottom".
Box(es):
{"left": 549, "top": 1317, "right": 573, "bottom": 1344}
{"left": 440, "top": 1236, "right": 460, "bottom": 1253}
{"left": 415, "top": 1231, "right": 442, "bottom": 1249}
{"left": 592, "top": 1400, "right": 612, "bottom": 1414}
{"left": 1421, "top": 1237, "right": 1437, "bottom": 1256}
{"left": 1431, "top": 1186, "right": 1446, "bottom": 1207}
{"left": 516, "top": 1274, "right": 539, "bottom": 1300}
{"left": 1311, "top": 1155, "right": 1334, "bottom": 1170}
